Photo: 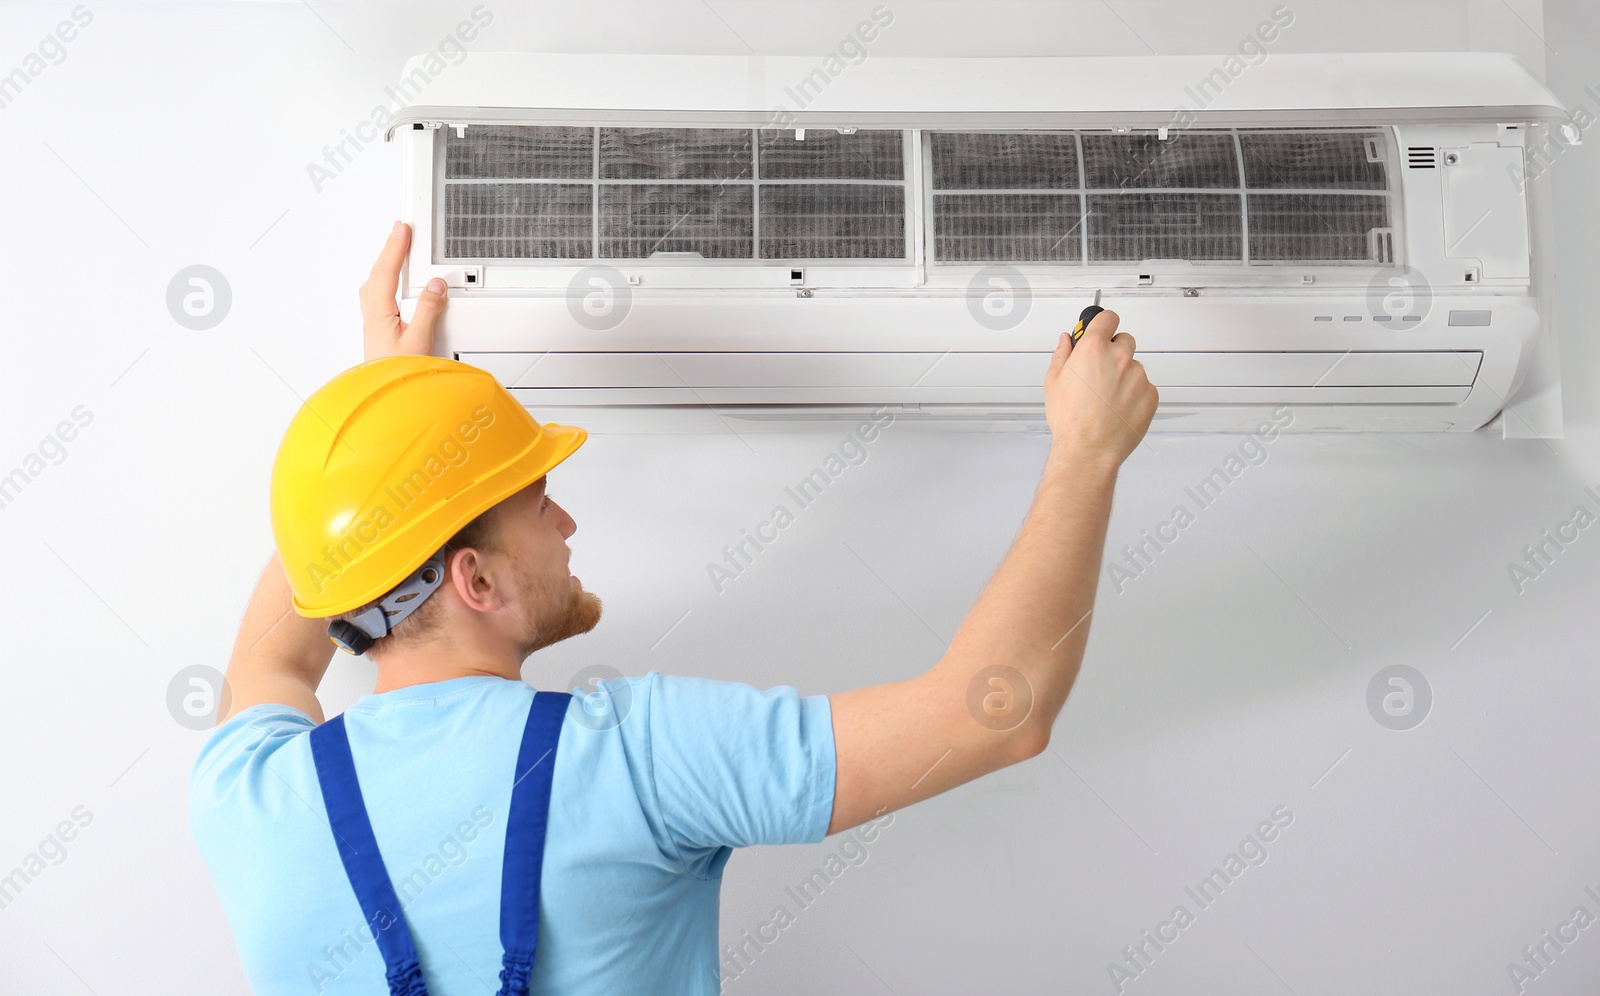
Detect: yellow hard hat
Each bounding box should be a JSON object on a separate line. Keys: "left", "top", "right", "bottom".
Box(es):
{"left": 270, "top": 355, "right": 586, "bottom": 619}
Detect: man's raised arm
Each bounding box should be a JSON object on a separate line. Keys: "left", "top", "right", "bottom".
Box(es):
{"left": 826, "top": 309, "right": 1157, "bottom": 834}
{"left": 218, "top": 554, "right": 337, "bottom": 724}
{"left": 217, "top": 222, "right": 448, "bottom": 725}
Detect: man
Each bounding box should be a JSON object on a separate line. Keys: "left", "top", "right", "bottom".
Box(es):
{"left": 189, "top": 221, "right": 1157, "bottom": 994}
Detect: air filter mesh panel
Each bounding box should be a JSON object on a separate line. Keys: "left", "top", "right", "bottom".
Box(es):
{"left": 599, "top": 128, "right": 753, "bottom": 181}
{"left": 930, "top": 133, "right": 1079, "bottom": 189}
{"left": 1247, "top": 193, "right": 1391, "bottom": 261}
{"left": 444, "top": 183, "right": 592, "bottom": 258}
{"left": 599, "top": 184, "right": 754, "bottom": 258}
{"left": 445, "top": 126, "right": 593, "bottom": 179}
{"left": 934, "top": 194, "right": 1083, "bottom": 261}
{"left": 437, "top": 126, "right": 1393, "bottom": 266}
{"left": 759, "top": 185, "right": 905, "bottom": 258}
{"left": 1081, "top": 133, "right": 1240, "bottom": 189}
{"left": 1240, "top": 133, "right": 1388, "bottom": 189}
{"left": 1086, "top": 193, "right": 1244, "bottom": 262}
{"left": 757, "top": 129, "right": 904, "bottom": 180}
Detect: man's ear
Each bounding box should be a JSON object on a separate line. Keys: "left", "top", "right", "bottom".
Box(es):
{"left": 448, "top": 547, "right": 504, "bottom": 613}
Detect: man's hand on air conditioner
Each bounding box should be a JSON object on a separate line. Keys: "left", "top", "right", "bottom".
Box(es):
{"left": 1044, "top": 308, "right": 1158, "bottom": 466}
{"left": 360, "top": 221, "right": 448, "bottom": 363}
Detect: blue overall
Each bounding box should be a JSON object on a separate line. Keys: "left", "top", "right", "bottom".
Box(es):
{"left": 309, "top": 690, "right": 572, "bottom": 996}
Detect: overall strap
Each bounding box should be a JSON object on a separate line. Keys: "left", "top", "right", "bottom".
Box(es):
{"left": 310, "top": 715, "right": 430, "bottom": 996}
{"left": 496, "top": 691, "right": 572, "bottom": 996}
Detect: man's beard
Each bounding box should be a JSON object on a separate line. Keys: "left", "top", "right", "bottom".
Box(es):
{"left": 511, "top": 560, "right": 603, "bottom": 659}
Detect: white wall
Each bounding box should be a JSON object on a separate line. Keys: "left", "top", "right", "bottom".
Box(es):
{"left": 1, "top": 1, "right": 1596, "bottom": 993}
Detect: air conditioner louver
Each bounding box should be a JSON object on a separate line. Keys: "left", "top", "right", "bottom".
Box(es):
{"left": 1407, "top": 146, "right": 1438, "bottom": 168}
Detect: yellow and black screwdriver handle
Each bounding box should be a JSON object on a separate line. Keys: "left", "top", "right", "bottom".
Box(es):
{"left": 1070, "top": 289, "right": 1105, "bottom": 344}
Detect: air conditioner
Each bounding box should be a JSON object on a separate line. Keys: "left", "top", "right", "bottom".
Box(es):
{"left": 386, "top": 52, "right": 1574, "bottom": 434}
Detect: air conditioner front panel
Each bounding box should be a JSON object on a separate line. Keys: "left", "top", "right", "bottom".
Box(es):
{"left": 433, "top": 294, "right": 1531, "bottom": 354}
{"left": 382, "top": 53, "right": 1572, "bottom": 138}
{"left": 441, "top": 293, "right": 1531, "bottom": 430}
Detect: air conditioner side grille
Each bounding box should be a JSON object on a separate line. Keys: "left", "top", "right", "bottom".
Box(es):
{"left": 1407, "top": 146, "right": 1438, "bottom": 169}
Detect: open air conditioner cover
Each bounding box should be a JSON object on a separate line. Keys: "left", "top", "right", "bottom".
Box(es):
{"left": 387, "top": 53, "right": 1568, "bottom": 435}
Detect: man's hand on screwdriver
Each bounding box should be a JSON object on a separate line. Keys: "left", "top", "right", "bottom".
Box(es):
{"left": 1044, "top": 309, "right": 1158, "bottom": 466}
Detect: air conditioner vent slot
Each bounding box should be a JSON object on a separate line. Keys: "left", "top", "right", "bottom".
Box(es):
{"left": 1407, "top": 146, "right": 1438, "bottom": 169}
{"left": 1369, "top": 227, "right": 1396, "bottom": 264}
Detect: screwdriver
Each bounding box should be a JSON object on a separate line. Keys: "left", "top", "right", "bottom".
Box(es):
{"left": 1070, "top": 289, "right": 1105, "bottom": 344}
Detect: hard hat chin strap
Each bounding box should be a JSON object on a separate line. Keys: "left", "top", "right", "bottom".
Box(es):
{"left": 326, "top": 550, "right": 449, "bottom": 656}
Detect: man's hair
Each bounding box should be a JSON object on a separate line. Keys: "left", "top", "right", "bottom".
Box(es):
{"left": 334, "top": 503, "right": 503, "bottom": 655}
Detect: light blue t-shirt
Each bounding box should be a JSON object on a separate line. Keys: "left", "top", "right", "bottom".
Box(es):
{"left": 188, "top": 671, "right": 837, "bottom": 995}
